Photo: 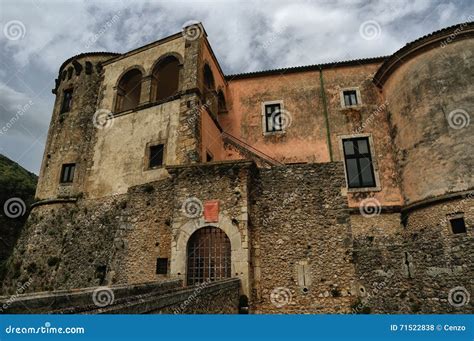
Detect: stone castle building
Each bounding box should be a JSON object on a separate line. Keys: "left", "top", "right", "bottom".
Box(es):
{"left": 1, "top": 22, "right": 473, "bottom": 313}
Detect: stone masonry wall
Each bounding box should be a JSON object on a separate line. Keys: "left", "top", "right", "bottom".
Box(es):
{"left": 382, "top": 39, "right": 474, "bottom": 204}
{"left": 36, "top": 54, "right": 115, "bottom": 200}
{"left": 352, "top": 197, "right": 473, "bottom": 313}
{"left": 2, "top": 161, "right": 472, "bottom": 314}
{"left": 149, "top": 278, "right": 239, "bottom": 314}
{"left": 114, "top": 178, "right": 175, "bottom": 285}
{"left": 167, "top": 161, "right": 252, "bottom": 295}
{"left": 1, "top": 161, "right": 254, "bottom": 297}
{"left": 1, "top": 195, "right": 130, "bottom": 295}
{"left": 249, "top": 162, "right": 357, "bottom": 313}
{"left": 0, "top": 278, "right": 239, "bottom": 314}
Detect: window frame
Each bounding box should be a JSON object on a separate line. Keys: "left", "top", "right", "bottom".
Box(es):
{"left": 203, "top": 64, "right": 215, "bottom": 91}
{"left": 156, "top": 258, "right": 168, "bottom": 275}
{"left": 149, "top": 144, "right": 165, "bottom": 169}
{"left": 261, "top": 100, "right": 285, "bottom": 135}
{"left": 60, "top": 88, "right": 73, "bottom": 114}
{"left": 338, "top": 134, "right": 381, "bottom": 192}
{"left": 340, "top": 87, "right": 362, "bottom": 108}
{"left": 144, "top": 142, "right": 166, "bottom": 170}
{"left": 60, "top": 163, "right": 76, "bottom": 184}
{"left": 217, "top": 90, "right": 227, "bottom": 114}
{"left": 447, "top": 213, "right": 467, "bottom": 234}
{"left": 113, "top": 68, "right": 144, "bottom": 113}
{"left": 151, "top": 55, "right": 181, "bottom": 102}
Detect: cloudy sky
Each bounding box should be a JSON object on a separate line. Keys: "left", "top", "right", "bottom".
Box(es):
{"left": 0, "top": 0, "right": 472, "bottom": 174}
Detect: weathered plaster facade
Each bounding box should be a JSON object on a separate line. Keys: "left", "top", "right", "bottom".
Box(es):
{"left": 2, "top": 22, "right": 473, "bottom": 314}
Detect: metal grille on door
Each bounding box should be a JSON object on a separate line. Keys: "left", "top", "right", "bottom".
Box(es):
{"left": 186, "top": 227, "right": 231, "bottom": 285}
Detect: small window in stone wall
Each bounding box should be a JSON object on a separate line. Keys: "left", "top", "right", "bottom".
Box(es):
{"left": 61, "top": 89, "right": 73, "bottom": 113}
{"left": 450, "top": 216, "right": 467, "bottom": 234}
{"left": 343, "top": 90, "right": 358, "bottom": 107}
{"left": 156, "top": 258, "right": 168, "bottom": 275}
{"left": 60, "top": 163, "right": 75, "bottom": 183}
{"left": 149, "top": 144, "right": 164, "bottom": 168}
{"left": 217, "top": 91, "right": 227, "bottom": 113}
{"left": 203, "top": 64, "right": 215, "bottom": 90}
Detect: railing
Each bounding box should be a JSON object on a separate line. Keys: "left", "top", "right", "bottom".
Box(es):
{"left": 222, "top": 132, "right": 284, "bottom": 166}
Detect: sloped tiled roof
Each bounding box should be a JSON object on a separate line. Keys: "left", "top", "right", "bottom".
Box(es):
{"left": 225, "top": 56, "right": 387, "bottom": 80}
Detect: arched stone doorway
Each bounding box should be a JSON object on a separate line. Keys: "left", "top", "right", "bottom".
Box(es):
{"left": 170, "top": 214, "right": 250, "bottom": 296}
{"left": 186, "top": 226, "right": 231, "bottom": 285}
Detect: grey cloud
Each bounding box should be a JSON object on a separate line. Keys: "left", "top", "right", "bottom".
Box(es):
{"left": 0, "top": 0, "right": 473, "bottom": 174}
{"left": 0, "top": 82, "right": 48, "bottom": 135}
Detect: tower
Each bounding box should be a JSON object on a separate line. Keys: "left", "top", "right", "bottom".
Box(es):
{"left": 36, "top": 53, "right": 119, "bottom": 200}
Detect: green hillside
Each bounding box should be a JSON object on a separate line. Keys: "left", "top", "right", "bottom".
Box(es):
{"left": 0, "top": 154, "right": 37, "bottom": 281}
{"left": 0, "top": 155, "right": 37, "bottom": 200}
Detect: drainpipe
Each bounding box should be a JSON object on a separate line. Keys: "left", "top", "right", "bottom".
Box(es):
{"left": 319, "top": 66, "right": 333, "bottom": 162}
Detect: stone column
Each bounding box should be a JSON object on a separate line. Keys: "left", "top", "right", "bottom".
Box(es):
{"left": 139, "top": 75, "right": 153, "bottom": 105}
